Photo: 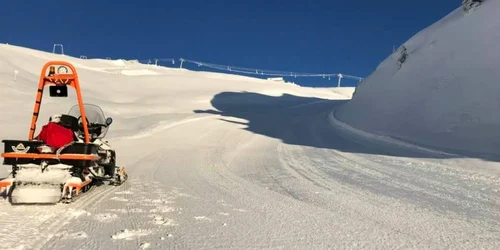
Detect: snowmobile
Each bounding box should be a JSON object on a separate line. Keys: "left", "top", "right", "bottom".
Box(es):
{"left": 0, "top": 61, "right": 127, "bottom": 204}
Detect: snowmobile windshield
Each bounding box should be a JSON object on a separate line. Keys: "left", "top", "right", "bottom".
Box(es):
{"left": 68, "top": 104, "right": 109, "bottom": 139}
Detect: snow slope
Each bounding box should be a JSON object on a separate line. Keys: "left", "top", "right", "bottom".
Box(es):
{"left": 0, "top": 43, "right": 499, "bottom": 250}
{"left": 0, "top": 44, "right": 352, "bottom": 141}
{"left": 336, "top": 1, "right": 500, "bottom": 159}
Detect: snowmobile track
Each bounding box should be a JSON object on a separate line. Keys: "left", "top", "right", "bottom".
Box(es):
{"left": 36, "top": 184, "right": 122, "bottom": 248}
{"left": 0, "top": 181, "right": 121, "bottom": 250}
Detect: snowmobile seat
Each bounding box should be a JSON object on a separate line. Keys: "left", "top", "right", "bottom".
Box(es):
{"left": 59, "top": 114, "right": 79, "bottom": 132}
{"left": 3, "top": 114, "right": 97, "bottom": 167}
{"left": 42, "top": 115, "right": 99, "bottom": 166}
{"left": 58, "top": 114, "right": 84, "bottom": 142}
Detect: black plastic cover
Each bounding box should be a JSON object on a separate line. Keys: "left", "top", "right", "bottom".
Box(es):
{"left": 49, "top": 85, "right": 68, "bottom": 97}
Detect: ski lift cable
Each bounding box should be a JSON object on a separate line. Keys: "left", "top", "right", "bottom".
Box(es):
{"left": 132, "top": 57, "right": 364, "bottom": 81}
{"left": 181, "top": 58, "right": 364, "bottom": 80}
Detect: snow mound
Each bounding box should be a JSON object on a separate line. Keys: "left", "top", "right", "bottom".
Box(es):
{"left": 109, "top": 59, "right": 127, "bottom": 66}
{"left": 150, "top": 215, "right": 177, "bottom": 226}
{"left": 139, "top": 242, "right": 151, "bottom": 249}
{"left": 336, "top": 1, "right": 500, "bottom": 157}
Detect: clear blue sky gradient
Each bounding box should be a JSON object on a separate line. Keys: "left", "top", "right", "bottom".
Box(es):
{"left": 0, "top": 0, "right": 460, "bottom": 87}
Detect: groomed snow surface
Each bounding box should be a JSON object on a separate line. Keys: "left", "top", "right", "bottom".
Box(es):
{"left": 1, "top": 5, "right": 500, "bottom": 247}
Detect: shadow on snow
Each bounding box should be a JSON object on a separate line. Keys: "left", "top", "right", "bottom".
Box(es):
{"left": 193, "top": 91, "right": 496, "bottom": 161}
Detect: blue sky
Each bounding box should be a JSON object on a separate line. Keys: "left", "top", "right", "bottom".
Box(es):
{"left": 1, "top": 0, "right": 459, "bottom": 87}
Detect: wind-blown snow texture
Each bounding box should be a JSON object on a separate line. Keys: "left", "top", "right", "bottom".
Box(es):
{"left": 337, "top": 1, "right": 500, "bottom": 159}
{"left": 0, "top": 37, "right": 499, "bottom": 249}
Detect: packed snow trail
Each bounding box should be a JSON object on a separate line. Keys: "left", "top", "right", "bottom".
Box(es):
{"left": 40, "top": 97, "right": 500, "bottom": 249}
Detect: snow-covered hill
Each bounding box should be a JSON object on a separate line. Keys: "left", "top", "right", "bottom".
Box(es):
{"left": 336, "top": 1, "right": 500, "bottom": 158}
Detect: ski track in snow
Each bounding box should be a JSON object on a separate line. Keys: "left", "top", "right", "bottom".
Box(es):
{"left": 0, "top": 182, "right": 119, "bottom": 250}
{"left": 39, "top": 146, "right": 190, "bottom": 250}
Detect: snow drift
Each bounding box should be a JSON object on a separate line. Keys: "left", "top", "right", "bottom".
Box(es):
{"left": 336, "top": 1, "right": 500, "bottom": 158}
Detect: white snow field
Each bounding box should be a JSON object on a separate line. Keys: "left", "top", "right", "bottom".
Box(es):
{"left": 336, "top": 0, "right": 500, "bottom": 160}
{"left": 0, "top": 17, "right": 499, "bottom": 249}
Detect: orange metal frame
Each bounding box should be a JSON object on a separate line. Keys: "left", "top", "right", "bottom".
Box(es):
{"left": 29, "top": 61, "right": 91, "bottom": 143}
{"left": 1, "top": 61, "right": 95, "bottom": 162}
{"left": 64, "top": 179, "right": 92, "bottom": 196}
